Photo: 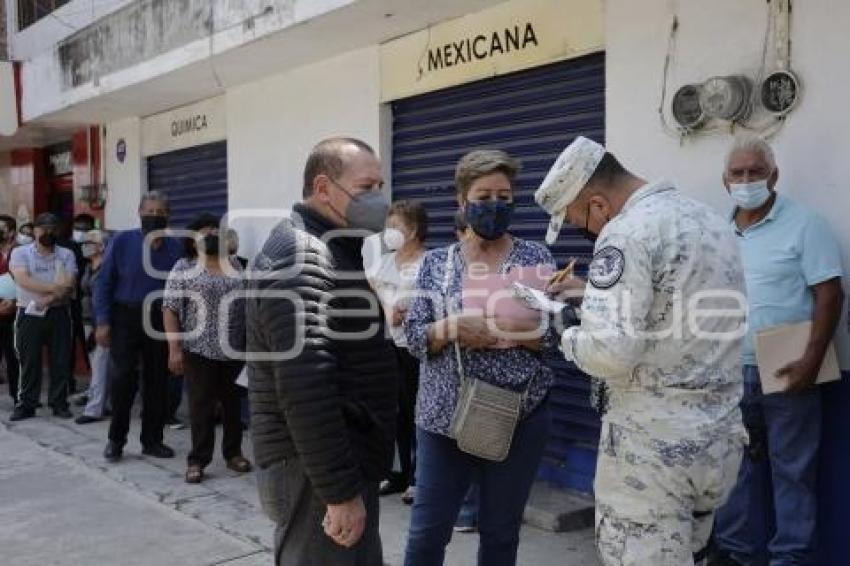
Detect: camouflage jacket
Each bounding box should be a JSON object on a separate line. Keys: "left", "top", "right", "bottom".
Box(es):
{"left": 562, "top": 181, "right": 747, "bottom": 441}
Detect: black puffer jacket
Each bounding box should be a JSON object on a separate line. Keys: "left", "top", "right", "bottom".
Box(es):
{"left": 247, "top": 203, "right": 398, "bottom": 505}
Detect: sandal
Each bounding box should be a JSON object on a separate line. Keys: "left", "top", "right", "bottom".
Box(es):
{"left": 401, "top": 486, "right": 416, "bottom": 506}
{"left": 226, "top": 456, "right": 252, "bottom": 474}
{"left": 185, "top": 465, "right": 204, "bottom": 484}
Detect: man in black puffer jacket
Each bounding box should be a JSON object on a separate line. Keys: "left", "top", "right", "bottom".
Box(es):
{"left": 247, "top": 137, "right": 399, "bottom": 566}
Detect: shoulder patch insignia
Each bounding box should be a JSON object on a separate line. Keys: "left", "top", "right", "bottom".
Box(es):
{"left": 588, "top": 246, "right": 625, "bottom": 289}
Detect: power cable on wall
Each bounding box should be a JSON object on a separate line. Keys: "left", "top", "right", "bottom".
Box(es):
{"left": 657, "top": 0, "right": 788, "bottom": 142}
{"left": 657, "top": 14, "right": 683, "bottom": 141}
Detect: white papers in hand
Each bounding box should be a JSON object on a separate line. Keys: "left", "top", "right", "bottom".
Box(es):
{"left": 510, "top": 282, "right": 568, "bottom": 314}
{"left": 755, "top": 320, "right": 840, "bottom": 394}
{"left": 24, "top": 300, "right": 47, "bottom": 317}
{"left": 235, "top": 366, "right": 249, "bottom": 389}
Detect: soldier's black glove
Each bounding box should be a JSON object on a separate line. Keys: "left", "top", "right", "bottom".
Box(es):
{"left": 555, "top": 304, "right": 581, "bottom": 332}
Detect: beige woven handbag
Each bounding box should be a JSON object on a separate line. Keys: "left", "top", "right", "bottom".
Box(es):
{"left": 442, "top": 244, "right": 527, "bottom": 462}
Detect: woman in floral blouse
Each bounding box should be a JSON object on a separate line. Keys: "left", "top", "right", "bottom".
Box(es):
{"left": 163, "top": 213, "right": 251, "bottom": 484}
{"left": 402, "top": 150, "right": 557, "bottom": 566}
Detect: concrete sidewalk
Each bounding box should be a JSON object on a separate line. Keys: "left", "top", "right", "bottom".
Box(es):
{"left": 0, "top": 388, "right": 599, "bottom": 565}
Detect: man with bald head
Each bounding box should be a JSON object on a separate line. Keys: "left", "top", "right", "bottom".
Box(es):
{"left": 247, "top": 137, "right": 398, "bottom": 565}
{"left": 711, "top": 135, "right": 844, "bottom": 566}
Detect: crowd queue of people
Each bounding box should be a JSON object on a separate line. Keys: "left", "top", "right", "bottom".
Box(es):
{"left": 0, "top": 132, "right": 841, "bottom": 566}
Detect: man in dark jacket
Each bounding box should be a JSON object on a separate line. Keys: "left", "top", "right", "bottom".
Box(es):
{"left": 247, "top": 137, "right": 399, "bottom": 565}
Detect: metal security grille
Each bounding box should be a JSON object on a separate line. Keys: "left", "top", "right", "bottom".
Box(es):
{"left": 146, "top": 141, "right": 228, "bottom": 229}
{"left": 391, "top": 52, "right": 605, "bottom": 493}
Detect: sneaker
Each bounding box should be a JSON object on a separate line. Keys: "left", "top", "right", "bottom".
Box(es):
{"left": 142, "top": 444, "right": 176, "bottom": 459}
{"left": 75, "top": 415, "right": 101, "bottom": 425}
{"left": 401, "top": 486, "right": 416, "bottom": 506}
{"left": 453, "top": 524, "right": 478, "bottom": 533}
{"left": 52, "top": 407, "right": 73, "bottom": 419}
{"left": 72, "top": 393, "right": 89, "bottom": 407}
{"left": 378, "top": 477, "right": 407, "bottom": 497}
{"left": 103, "top": 441, "right": 123, "bottom": 463}
{"left": 9, "top": 406, "right": 35, "bottom": 422}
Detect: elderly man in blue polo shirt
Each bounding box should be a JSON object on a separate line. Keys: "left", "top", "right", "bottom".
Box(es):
{"left": 95, "top": 191, "right": 182, "bottom": 462}
{"left": 712, "top": 134, "right": 844, "bottom": 566}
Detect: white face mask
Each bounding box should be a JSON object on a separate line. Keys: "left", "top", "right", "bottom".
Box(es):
{"left": 382, "top": 228, "right": 406, "bottom": 251}
{"left": 82, "top": 243, "right": 99, "bottom": 258}
{"left": 729, "top": 179, "right": 772, "bottom": 210}
{"left": 17, "top": 234, "right": 33, "bottom": 245}
{"left": 72, "top": 230, "right": 87, "bottom": 243}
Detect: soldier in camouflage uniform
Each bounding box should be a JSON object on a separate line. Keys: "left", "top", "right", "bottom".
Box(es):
{"left": 535, "top": 137, "right": 748, "bottom": 566}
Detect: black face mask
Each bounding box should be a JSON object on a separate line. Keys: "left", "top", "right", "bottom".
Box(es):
{"left": 578, "top": 202, "right": 598, "bottom": 243}
{"left": 141, "top": 215, "right": 168, "bottom": 234}
{"left": 39, "top": 233, "right": 58, "bottom": 247}
{"left": 201, "top": 234, "right": 221, "bottom": 256}
{"left": 464, "top": 200, "right": 515, "bottom": 241}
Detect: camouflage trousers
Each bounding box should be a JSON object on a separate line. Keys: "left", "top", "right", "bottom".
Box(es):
{"left": 594, "top": 421, "right": 745, "bottom": 566}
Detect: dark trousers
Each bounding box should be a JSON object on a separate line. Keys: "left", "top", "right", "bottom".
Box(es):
{"left": 68, "top": 298, "right": 89, "bottom": 390}
{"left": 108, "top": 303, "right": 168, "bottom": 449}
{"left": 257, "top": 458, "right": 382, "bottom": 566}
{"left": 714, "top": 365, "right": 821, "bottom": 565}
{"left": 14, "top": 306, "right": 72, "bottom": 411}
{"left": 167, "top": 373, "right": 184, "bottom": 420}
{"left": 395, "top": 346, "right": 420, "bottom": 486}
{"left": 0, "top": 314, "right": 19, "bottom": 403}
{"left": 183, "top": 350, "right": 244, "bottom": 467}
{"left": 404, "top": 404, "right": 549, "bottom": 566}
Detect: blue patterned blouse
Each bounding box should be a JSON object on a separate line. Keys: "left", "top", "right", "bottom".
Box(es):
{"left": 404, "top": 237, "right": 557, "bottom": 436}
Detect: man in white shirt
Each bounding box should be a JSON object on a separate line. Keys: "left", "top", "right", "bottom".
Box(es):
{"left": 9, "top": 212, "right": 77, "bottom": 421}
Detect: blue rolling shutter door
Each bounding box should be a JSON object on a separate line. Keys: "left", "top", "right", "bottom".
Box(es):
{"left": 147, "top": 140, "right": 228, "bottom": 228}
{"left": 392, "top": 52, "right": 605, "bottom": 493}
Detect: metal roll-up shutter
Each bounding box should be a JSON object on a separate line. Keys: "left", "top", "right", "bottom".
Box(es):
{"left": 392, "top": 52, "right": 605, "bottom": 493}
{"left": 147, "top": 140, "right": 228, "bottom": 228}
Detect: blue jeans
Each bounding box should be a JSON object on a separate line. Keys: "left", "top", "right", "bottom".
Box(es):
{"left": 455, "top": 483, "right": 480, "bottom": 529}
{"left": 714, "top": 365, "right": 821, "bottom": 565}
{"left": 404, "top": 404, "right": 548, "bottom": 566}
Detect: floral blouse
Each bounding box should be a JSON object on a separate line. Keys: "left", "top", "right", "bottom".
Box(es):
{"left": 163, "top": 257, "right": 244, "bottom": 361}
{"left": 404, "top": 237, "right": 557, "bottom": 436}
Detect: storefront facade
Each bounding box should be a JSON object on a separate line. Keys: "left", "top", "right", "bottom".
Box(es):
{"left": 8, "top": 0, "right": 850, "bottom": 558}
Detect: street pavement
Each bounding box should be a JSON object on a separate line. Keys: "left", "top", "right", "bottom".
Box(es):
{"left": 0, "top": 385, "right": 598, "bottom": 566}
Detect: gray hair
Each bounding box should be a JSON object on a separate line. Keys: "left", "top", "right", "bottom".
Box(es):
{"left": 455, "top": 149, "right": 521, "bottom": 201}
{"left": 139, "top": 190, "right": 170, "bottom": 211}
{"left": 725, "top": 133, "right": 776, "bottom": 172}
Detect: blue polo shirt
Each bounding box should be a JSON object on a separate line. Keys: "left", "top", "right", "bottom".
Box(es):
{"left": 94, "top": 228, "right": 182, "bottom": 325}
{"left": 732, "top": 195, "right": 843, "bottom": 365}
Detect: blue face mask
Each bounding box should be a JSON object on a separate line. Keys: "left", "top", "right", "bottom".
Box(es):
{"left": 729, "top": 179, "right": 771, "bottom": 210}
{"left": 464, "top": 200, "right": 515, "bottom": 241}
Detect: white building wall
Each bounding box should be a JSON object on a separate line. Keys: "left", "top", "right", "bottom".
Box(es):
{"left": 226, "top": 46, "right": 382, "bottom": 255}
{"left": 606, "top": 0, "right": 850, "bottom": 363}
{"left": 19, "top": 0, "right": 355, "bottom": 123}
{"left": 104, "top": 116, "right": 142, "bottom": 231}
{"left": 7, "top": 0, "right": 135, "bottom": 61}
